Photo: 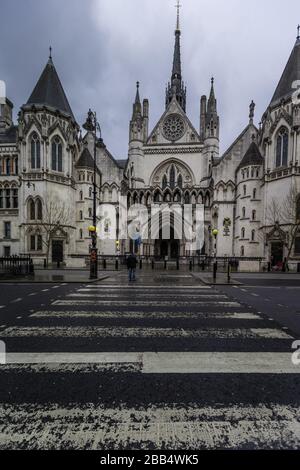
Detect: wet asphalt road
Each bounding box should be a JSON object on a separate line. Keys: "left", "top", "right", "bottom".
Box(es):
{"left": 0, "top": 272, "right": 300, "bottom": 450}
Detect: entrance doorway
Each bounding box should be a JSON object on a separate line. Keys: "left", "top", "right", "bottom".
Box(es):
{"left": 52, "top": 240, "right": 64, "bottom": 263}
{"left": 271, "top": 242, "right": 283, "bottom": 267}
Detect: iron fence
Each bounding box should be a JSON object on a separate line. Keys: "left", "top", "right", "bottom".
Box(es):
{"left": 0, "top": 255, "right": 34, "bottom": 277}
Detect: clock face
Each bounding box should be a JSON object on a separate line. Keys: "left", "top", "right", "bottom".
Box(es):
{"left": 163, "top": 114, "right": 185, "bottom": 141}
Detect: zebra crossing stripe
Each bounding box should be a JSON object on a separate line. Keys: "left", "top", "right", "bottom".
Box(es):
{"left": 68, "top": 293, "right": 227, "bottom": 299}
{"left": 52, "top": 300, "right": 241, "bottom": 307}
{"left": 1, "top": 352, "right": 298, "bottom": 374}
{"left": 0, "top": 326, "right": 293, "bottom": 339}
{"left": 86, "top": 285, "right": 212, "bottom": 289}
{"left": 30, "top": 311, "right": 262, "bottom": 320}
{"left": 4, "top": 352, "right": 141, "bottom": 364}
{"left": 0, "top": 403, "right": 300, "bottom": 449}
{"left": 142, "top": 352, "right": 299, "bottom": 374}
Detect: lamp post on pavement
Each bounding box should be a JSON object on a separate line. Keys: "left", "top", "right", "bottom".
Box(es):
{"left": 83, "top": 109, "right": 102, "bottom": 280}
{"left": 212, "top": 228, "right": 219, "bottom": 282}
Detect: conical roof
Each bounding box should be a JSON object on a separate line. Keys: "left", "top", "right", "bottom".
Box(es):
{"left": 238, "top": 141, "right": 263, "bottom": 170}
{"left": 270, "top": 37, "right": 300, "bottom": 106}
{"left": 26, "top": 57, "right": 74, "bottom": 119}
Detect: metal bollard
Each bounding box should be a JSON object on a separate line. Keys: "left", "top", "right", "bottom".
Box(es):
{"left": 213, "top": 261, "right": 217, "bottom": 282}
{"left": 176, "top": 258, "right": 179, "bottom": 270}
{"left": 103, "top": 259, "right": 107, "bottom": 270}
{"left": 189, "top": 260, "right": 193, "bottom": 271}
{"left": 115, "top": 259, "right": 119, "bottom": 271}
{"left": 44, "top": 259, "right": 47, "bottom": 269}
{"left": 152, "top": 260, "right": 154, "bottom": 270}
{"left": 139, "top": 259, "right": 142, "bottom": 270}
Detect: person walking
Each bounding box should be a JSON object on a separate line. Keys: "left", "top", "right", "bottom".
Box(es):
{"left": 127, "top": 252, "right": 137, "bottom": 282}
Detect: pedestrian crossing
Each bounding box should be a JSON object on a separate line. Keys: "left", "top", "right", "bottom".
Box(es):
{"left": 0, "top": 272, "right": 300, "bottom": 450}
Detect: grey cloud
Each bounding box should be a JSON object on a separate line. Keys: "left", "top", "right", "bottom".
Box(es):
{"left": 0, "top": 0, "right": 299, "bottom": 157}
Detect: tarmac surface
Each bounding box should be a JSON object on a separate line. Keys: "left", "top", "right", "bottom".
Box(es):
{"left": 0, "top": 270, "right": 300, "bottom": 450}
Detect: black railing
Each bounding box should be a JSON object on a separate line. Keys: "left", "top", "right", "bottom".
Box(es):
{"left": 0, "top": 255, "right": 34, "bottom": 277}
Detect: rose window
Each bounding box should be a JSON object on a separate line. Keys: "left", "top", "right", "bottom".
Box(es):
{"left": 163, "top": 114, "right": 185, "bottom": 141}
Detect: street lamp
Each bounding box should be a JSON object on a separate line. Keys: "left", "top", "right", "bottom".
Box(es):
{"left": 83, "top": 109, "right": 102, "bottom": 279}
{"left": 212, "top": 228, "right": 219, "bottom": 282}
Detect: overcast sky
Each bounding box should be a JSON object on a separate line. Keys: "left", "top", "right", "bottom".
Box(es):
{"left": 0, "top": 0, "right": 299, "bottom": 158}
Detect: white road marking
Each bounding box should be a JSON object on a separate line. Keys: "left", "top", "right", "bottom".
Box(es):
{"left": 10, "top": 298, "right": 22, "bottom": 303}
{"left": 52, "top": 300, "right": 241, "bottom": 307}
{"left": 30, "top": 310, "right": 262, "bottom": 320}
{"left": 2, "top": 351, "right": 299, "bottom": 374}
{"left": 1, "top": 403, "right": 300, "bottom": 450}
{"left": 142, "top": 352, "right": 300, "bottom": 374}
{"left": 0, "top": 306, "right": 5, "bottom": 309}
{"left": 0, "top": 326, "right": 292, "bottom": 339}
{"left": 28, "top": 293, "right": 37, "bottom": 296}
{"left": 4, "top": 352, "right": 141, "bottom": 364}
{"left": 68, "top": 293, "right": 227, "bottom": 300}
{"left": 86, "top": 285, "right": 211, "bottom": 289}
{"left": 252, "top": 294, "right": 259, "bottom": 297}
{"left": 42, "top": 289, "right": 50, "bottom": 292}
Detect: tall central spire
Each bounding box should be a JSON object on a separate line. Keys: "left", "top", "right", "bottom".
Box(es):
{"left": 165, "top": 1, "right": 186, "bottom": 112}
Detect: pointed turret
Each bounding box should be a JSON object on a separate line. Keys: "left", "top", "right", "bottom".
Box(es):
{"left": 132, "top": 81, "right": 142, "bottom": 119}
{"left": 205, "top": 78, "right": 219, "bottom": 139}
{"left": 270, "top": 27, "right": 300, "bottom": 107}
{"left": 129, "top": 82, "right": 147, "bottom": 144}
{"left": 165, "top": 1, "right": 186, "bottom": 112}
{"left": 24, "top": 48, "right": 75, "bottom": 119}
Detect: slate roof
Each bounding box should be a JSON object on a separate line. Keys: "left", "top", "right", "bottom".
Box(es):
{"left": 237, "top": 141, "right": 264, "bottom": 170}
{"left": 116, "top": 159, "right": 127, "bottom": 169}
{"left": 0, "top": 126, "right": 17, "bottom": 144}
{"left": 26, "top": 58, "right": 75, "bottom": 119}
{"left": 75, "top": 148, "right": 95, "bottom": 169}
{"left": 270, "top": 37, "right": 300, "bottom": 106}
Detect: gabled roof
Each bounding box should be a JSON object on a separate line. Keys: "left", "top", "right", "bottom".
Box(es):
{"left": 75, "top": 148, "right": 95, "bottom": 169}
{"left": 0, "top": 125, "right": 17, "bottom": 144}
{"left": 270, "top": 37, "right": 300, "bottom": 106}
{"left": 237, "top": 141, "right": 263, "bottom": 170}
{"left": 26, "top": 57, "right": 75, "bottom": 119}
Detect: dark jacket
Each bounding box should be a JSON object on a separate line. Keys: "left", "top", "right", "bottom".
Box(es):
{"left": 127, "top": 254, "right": 137, "bottom": 269}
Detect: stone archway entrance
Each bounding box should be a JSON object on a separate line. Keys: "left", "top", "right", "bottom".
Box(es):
{"left": 154, "top": 227, "right": 180, "bottom": 259}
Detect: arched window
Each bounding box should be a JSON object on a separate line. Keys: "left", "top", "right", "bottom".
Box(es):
{"left": 241, "top": 227, "right": 245, "bottom": 239}
{"left": 242, "top": 207, "right": 246, "bottom": 218}
{"left": 31, "top": 133, "right": 41, "bottom": 169}
{"left": 51, "top": 136, "right": 63, "bottom": 172}
{"left": 6, "top": 158, "right": 10, "bottom": 175}
{"left": 80, "top": 191, "right": 83, "bottom": 201}
{"left": 88, "top": 208, "right": 92, "bottom": 218}
{"left": 276, "top": 127, "right": 289, "bottom": 168}
{"left": 170, "top": 165, "right": 176, "bottom": 189}
{"left": 252, "top": 210, "right": 256, "bottom": 221}
{"left": 154, "top": 191, "right": 161, "bottom": 203}
{"left": 251, "top": 230, "right": 255, "bottom": 242}
{"left": 253, "top": 188, "right": 257, "bottom": 199}
{"left": 79, "top": 210, "right": 83, "bottom": 220}
{"left": 79, "top": 229, "right": 83, "bottom": 239}
{"left": 243, "top": 185, "right": 247, "bottom": 196}
{"left": 13, "top": 188, "right": 18, "bottom": 208}
{"left": 241, "top": 246, "right": 245, "bottom": 257}
{"left": 89, "top": 187, "right": 92, "bottom": 198}
{"left": 36, "top": 199, "right": 43, "bottom": 220}
{"left": 29, "top": 199, "right": 35, "bottom": 220}
{"left": 162, "top": 175, "right": 167, "bottom": 190}
{"left": 177, "top": 174, "right": 183, "bottom": 188}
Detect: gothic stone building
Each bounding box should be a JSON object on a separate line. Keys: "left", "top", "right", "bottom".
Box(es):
{"left": 1, "top": 14, "right": 300, "bottom": 270}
